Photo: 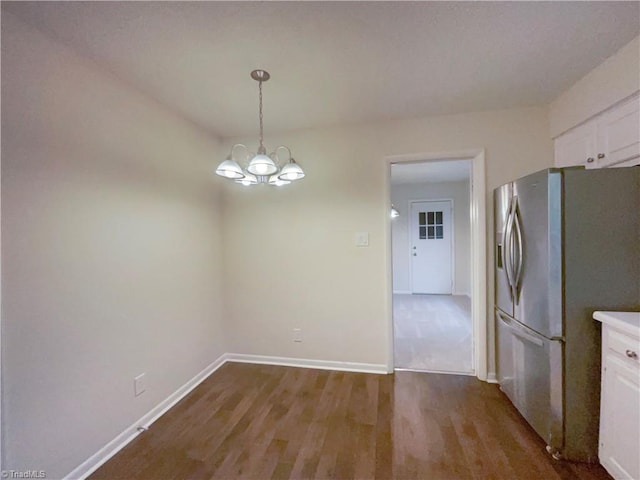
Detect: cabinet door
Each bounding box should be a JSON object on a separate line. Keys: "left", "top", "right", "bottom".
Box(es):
{"left": 597, "top": 94, "right": 640, "bottom": 168}
{"left": 600, "top": 354, "right": 640, "bottom": 480}
{"left": 554, "top": 121, "right": 597, "bottom": 168}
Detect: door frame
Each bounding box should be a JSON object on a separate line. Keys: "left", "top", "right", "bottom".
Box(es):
{"left": 384, "top": 149, "right": 487, "bottom": 381}
{"left": 408, "top": 199, "right": 455, "bottom": 295}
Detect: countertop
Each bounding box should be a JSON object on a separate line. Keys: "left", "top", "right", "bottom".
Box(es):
{"left": 593, "top": 311, "right": 640, "bottom": 337}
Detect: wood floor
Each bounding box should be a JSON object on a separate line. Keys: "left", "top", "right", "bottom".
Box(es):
{"left": 90, "top": 363, "right": 611, "bottom": 480}
{"left": 394, "top": 294, "right": 473, "bottom": 373}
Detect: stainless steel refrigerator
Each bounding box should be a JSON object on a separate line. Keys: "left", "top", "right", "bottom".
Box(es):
{"left": 494, "top": 166, "right": 640, "bottom": 462}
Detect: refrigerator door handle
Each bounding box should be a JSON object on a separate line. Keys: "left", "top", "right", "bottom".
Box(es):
{"left": 513, "top": 199, "right": 524, "bottom": 298}
{"left": 497, "top": 310, "right": 510, "bottom": 325}
{"left": 511, "top": 322, "right": 544, "bottom": 347}
{"left": 503, "top": 196, "right": 516, "bottom": 296}
{"left": 497, "top": 310, "right": 544, "bottom": 347}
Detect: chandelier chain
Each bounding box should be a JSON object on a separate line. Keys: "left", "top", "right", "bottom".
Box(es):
{"left": 258, "top": 79, "right": 264, "bottom": 150}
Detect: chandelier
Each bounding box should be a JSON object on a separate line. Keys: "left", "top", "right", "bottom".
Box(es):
{"left": 215, "top": 69, "right": 305, "bottom": 187}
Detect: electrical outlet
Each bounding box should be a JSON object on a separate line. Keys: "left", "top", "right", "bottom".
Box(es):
{"left": 293, "top": 328, "right": 302, "bottom": 343}
{"left": 134, "top": 373, "right": 146, "bottom": 397}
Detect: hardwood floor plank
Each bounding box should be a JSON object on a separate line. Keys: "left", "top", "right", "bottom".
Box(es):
{"left": 288, "top": 421, "right": 325, "bottom": 479}
{"left": 373, "top": 374, "right": 393, "bottom": 480}
{"left": 271, "top": 458, "right": 294, "bottom": 480}
{"left": 89, "top": 363, "right": 612, "bottom": 480}
{"left": 449, "top": 410, "right": 500, "bottom": 480}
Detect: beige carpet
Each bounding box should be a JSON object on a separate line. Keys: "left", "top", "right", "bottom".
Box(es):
{"left": 393, "top": 293, "right": 473, "bottom": 373}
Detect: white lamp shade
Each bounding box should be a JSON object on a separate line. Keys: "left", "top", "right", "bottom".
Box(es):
{"left": 391, "top": 206, "right": 400, "bottom": 218}
{"left": 268, "top": 174, "right": 291, "bottom": 187}
{"left": 215, "top": 159, "right": 244, "bottom": 179}
{"left": 278, "top": 161, "right": 305, "bottom": 181}
{"left": 235, "top": 173, "right": 258, "bottom": 186}
{"left": 247, "top": 154, "right": 278, "bottom": 176}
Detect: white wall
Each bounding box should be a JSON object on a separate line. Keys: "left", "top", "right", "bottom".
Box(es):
{"left": 550, "top": 35, "right": 640, "bottom": 138}
{"left": 221, "top": 106, "right": 553, "bottom": 374}
{"left": 1, "top": 14, "right": 225, "bottom": 478}
{"left": 391, "top": 180, "right": 470, "bottom": 295}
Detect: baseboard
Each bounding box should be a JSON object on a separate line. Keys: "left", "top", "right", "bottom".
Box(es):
{"left": 225, "top": 353, "right": 388, "bottom": 374}
{"left": 64, "top": 354, "right": 227, "bottom": 480}
{"left": 486, "top": 372, "right": 499, "bottom": 384}
{"left": 394, "top": 367, "right": 475, "bottom": 376}
{"left": 453, "top": 291, "right": 471, "bottom": 297}
{"left": 394, "top": 290, "right": 472, "bottom": 297}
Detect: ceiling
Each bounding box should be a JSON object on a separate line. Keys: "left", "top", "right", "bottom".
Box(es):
{"left": 391, "top": 160, "right": 470, "bottom": 185}
{"left": 3, "top": 2, "right": 639, "bottom": 139}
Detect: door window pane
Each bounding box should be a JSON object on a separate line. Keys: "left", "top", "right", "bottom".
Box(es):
{"left": 427, "top": 212, "right": 434, "bottom": 224}
{"left": 416, "top": 207, "right": 446, "bottom": 240}
{"left": 424, "top": 210, "right": 445, "bottom": 240}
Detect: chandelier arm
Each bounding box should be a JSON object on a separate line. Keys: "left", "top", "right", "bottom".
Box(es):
{"left": 230, "top": 143, "right": 250, "bottom": 165}
{"left": 274, "top": 145, "right": 293, "bottom": 165}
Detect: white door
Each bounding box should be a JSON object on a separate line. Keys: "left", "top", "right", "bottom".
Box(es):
{"left": 410, "top": 200, "right": 452, "bottom": 294}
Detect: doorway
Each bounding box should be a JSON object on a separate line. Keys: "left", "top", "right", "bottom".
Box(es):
{"left": 389, "top": 158, "right": 475, "bottom": 374}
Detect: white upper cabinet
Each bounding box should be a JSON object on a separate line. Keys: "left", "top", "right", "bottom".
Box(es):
{"left": 554, "top": 93, "right": 640, "bottom": 169}
{"left": 554, "top": 119, "right": 598, "bottom": 168}
{"left": 597, "top": 95, "right": 640, "bottom": 167}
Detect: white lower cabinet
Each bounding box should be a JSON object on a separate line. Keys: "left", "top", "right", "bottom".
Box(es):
{"left": 597, "top": 314, "right": 640, "bottom": 480}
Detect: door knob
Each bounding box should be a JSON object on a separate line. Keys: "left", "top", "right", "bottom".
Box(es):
{"left": 413, "top": 253, "right": 417, "bottom": 256}
{"left": 626, "top": 350, "right": 638, "bottom": 359}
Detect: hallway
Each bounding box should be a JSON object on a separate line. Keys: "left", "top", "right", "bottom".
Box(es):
{"left": 393, "top": 294, "right": 472, "bottom": 373}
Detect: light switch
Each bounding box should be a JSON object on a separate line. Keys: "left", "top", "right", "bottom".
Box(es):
{"left": 355, "top": 232, "right": 369, "bottom": 247}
